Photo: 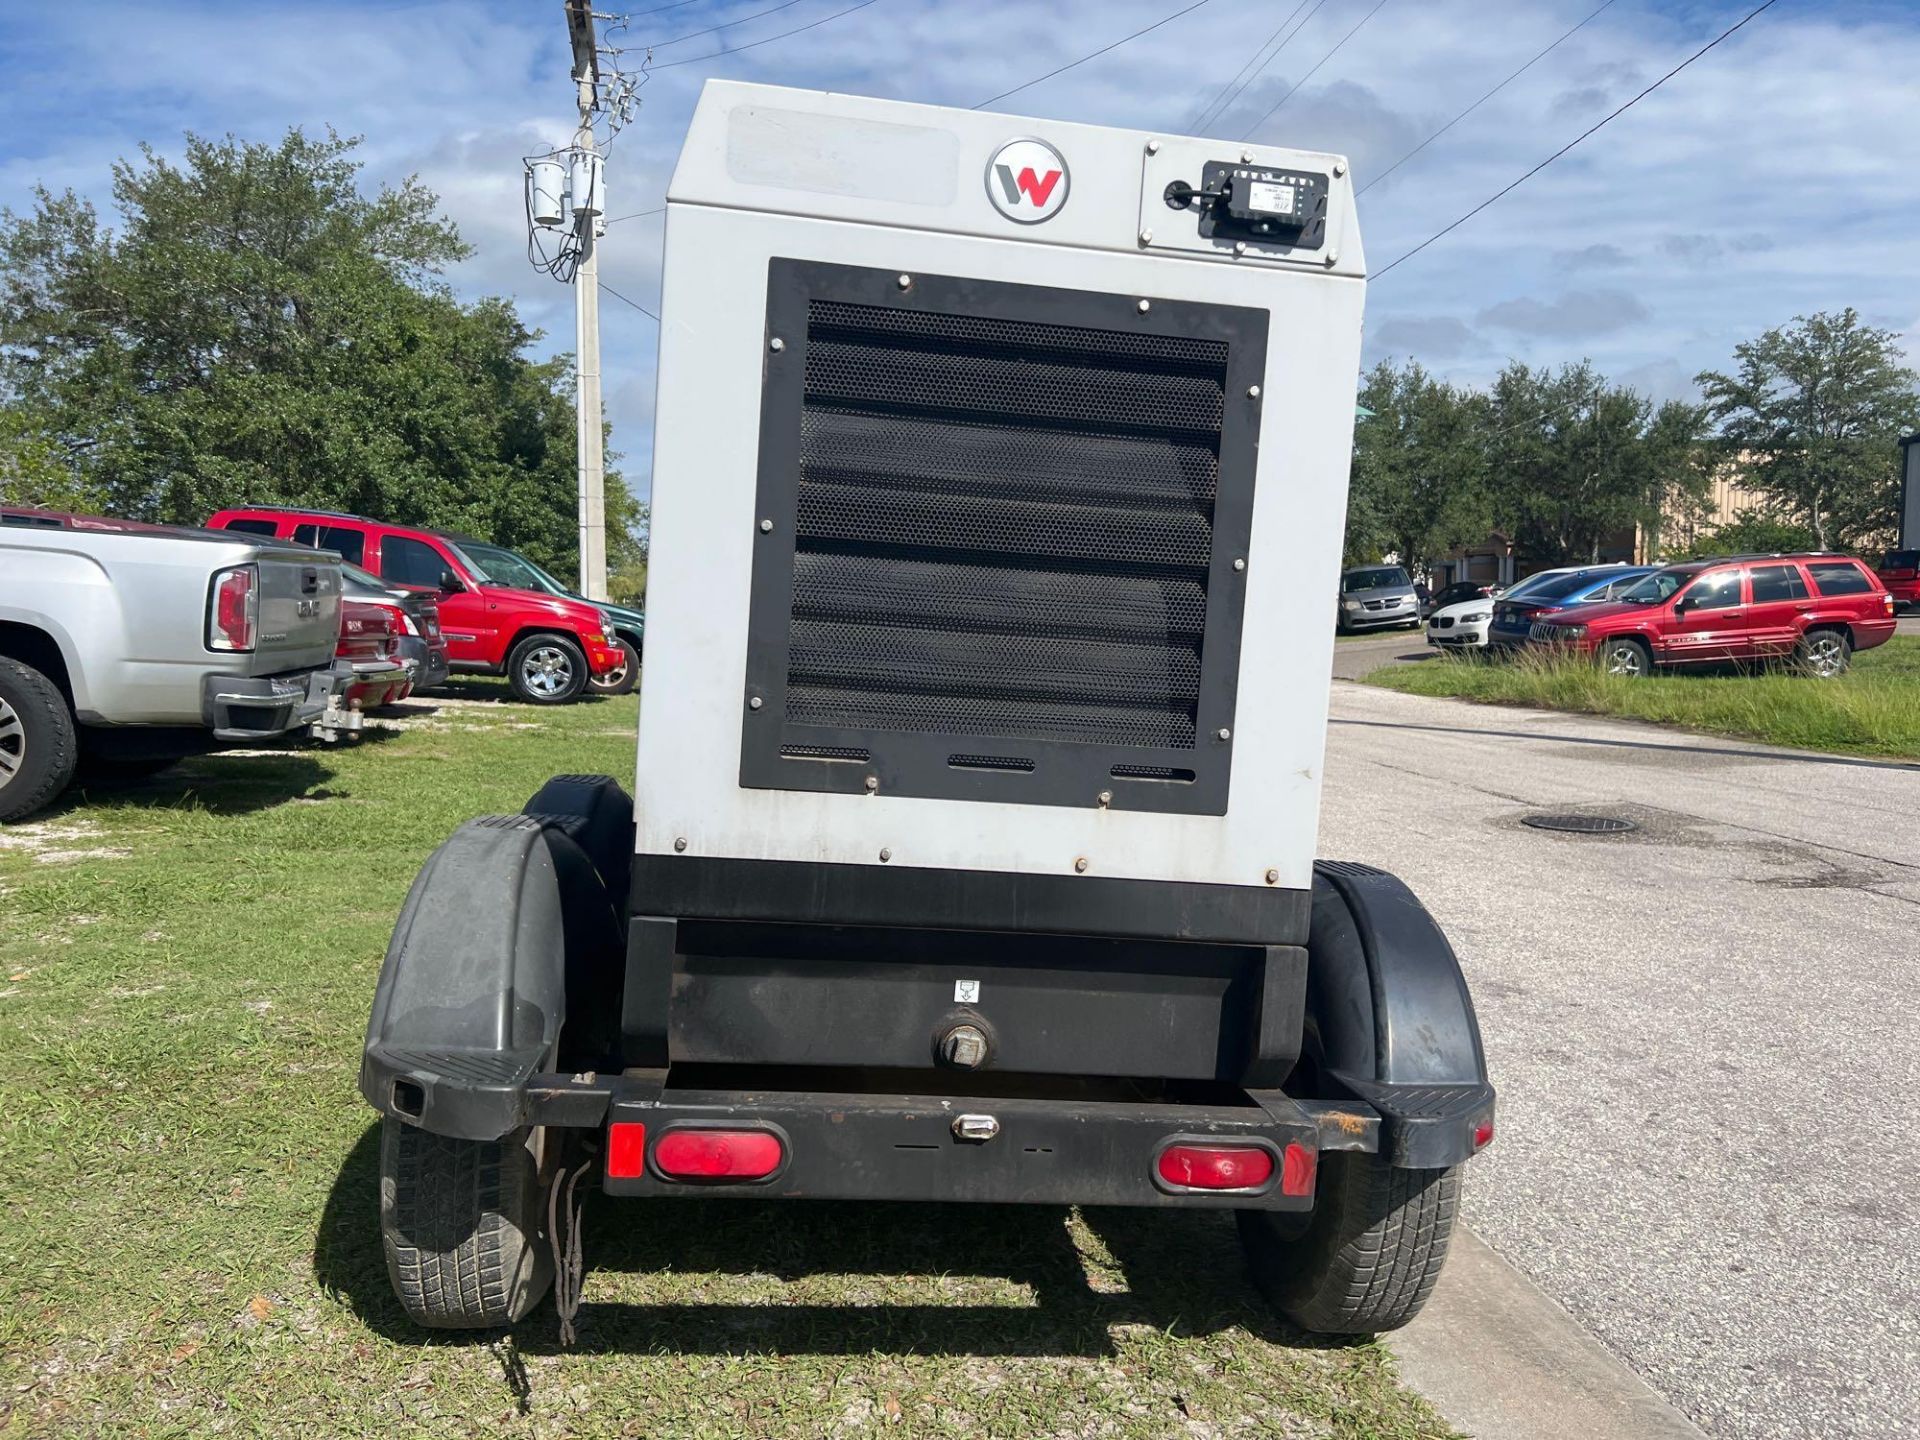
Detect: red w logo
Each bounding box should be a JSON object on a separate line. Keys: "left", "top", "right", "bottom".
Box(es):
{"left": 994, "top": 164, "right": 1063, "bottom": 208}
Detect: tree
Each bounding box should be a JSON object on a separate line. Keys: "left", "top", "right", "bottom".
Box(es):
{"left": 1696, "top": 309, "right": 1918, "bottom": 550}
{"left": 0, "top": 128, "right": 638, "bottom": 580}
{"left": 1346, "top": 361, "right": 1491, "bottom": 572}
{"left": 1485, "top": 361, "right": 1707, "bottom": 564}
{"left": 1690, "top": 510, "right": 1821, "bottom": 557}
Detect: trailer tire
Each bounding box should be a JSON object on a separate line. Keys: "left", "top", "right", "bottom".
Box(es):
{"left": 0, "top": 657, "right": 77, "bottom": 824}
{"left": 1237, "top": 1152, "right": 1461, "bottom": 1335}
{"left": 379, "top": 1117, "right": 553, "bottom": 1329}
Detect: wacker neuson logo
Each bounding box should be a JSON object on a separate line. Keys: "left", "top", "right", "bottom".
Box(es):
{"left": 986, "top": 138, "right": 1069, "bottom": 224}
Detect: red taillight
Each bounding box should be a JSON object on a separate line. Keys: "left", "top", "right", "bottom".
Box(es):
{"left": 1157, "top": 1143, "right": 1275, "bottom": 1191}
{"left": 653, "top": 1128, "right": 784, "bottom": 1180}
{"left": 207, "top": 565, "right": 257, "bottom": 652}
{"left": 1473, "top": 1119, "right": 1495, "bottom": 1151}
{"left": 606, "top": 1121, "right": 647, "bottom": 1178}
{"left": 1280, "top": 1142, "right": 1317, "bottom": 1196}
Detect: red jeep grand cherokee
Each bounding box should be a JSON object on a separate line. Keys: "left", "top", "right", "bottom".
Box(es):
{"left": 1529, "top": 554, "right": 1897, "bottom": 678}
{"left": 207, "top": 508, "right": 624, "bottom": 704}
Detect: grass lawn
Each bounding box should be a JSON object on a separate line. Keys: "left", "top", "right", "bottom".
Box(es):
{"left": 0, "top": 680, "right": 1455, "bottom": 1439}
{"left": 1363, "top": 635, "right": 1920, "bottom": 760}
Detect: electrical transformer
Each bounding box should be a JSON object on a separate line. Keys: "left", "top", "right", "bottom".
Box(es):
{"left": 361, "top": 82, "right": 1495, "bottom": 1341}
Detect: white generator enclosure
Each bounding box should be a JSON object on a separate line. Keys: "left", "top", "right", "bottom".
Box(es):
{"left": 635, "top": 82, "right": 1366, "bottom": 943}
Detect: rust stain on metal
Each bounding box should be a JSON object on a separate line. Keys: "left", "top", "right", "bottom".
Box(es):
{"left": 1324, "top": 1110, "right": 1366, "bottom": 1135}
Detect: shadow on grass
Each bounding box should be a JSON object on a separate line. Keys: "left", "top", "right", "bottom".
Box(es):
{"left": 316, "top": 1122, "right": 1334, "bottom": 1361}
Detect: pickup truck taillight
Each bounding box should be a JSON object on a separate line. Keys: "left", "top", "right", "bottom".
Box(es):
{"left": 207, "top": 565, "right": 257, "bottom": 652}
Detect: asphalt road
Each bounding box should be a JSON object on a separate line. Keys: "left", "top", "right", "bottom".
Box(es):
{"left": 1317, "top": 683, "right": 1920, "bottom": 1439}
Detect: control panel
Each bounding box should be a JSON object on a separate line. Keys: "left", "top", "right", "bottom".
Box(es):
{"left": 1136, "top": 137, "right": 1353, "bottom": 271}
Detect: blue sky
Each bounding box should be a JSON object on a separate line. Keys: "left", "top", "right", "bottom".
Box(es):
{"left": 3, "top": 0, "right": 1915, "bottom": 499}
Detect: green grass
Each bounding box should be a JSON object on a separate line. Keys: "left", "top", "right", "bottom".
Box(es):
{"left": 0, "top": 681, "right": 1455, "bottom": 1439}
{"left": 1363, "top": 635, "right": 1920, "bottom": 760}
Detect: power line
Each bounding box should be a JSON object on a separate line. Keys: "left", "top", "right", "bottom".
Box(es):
{"left": 1237, "top": 0, "right": 1390, "bottom": 140}
{"left": 973, "top": 0, "right": 1215, "bottom": 110}
{"left": 606, "top": 206, "right": 665, "bottom": 225}
{"left": 1188, "top": 0, "right": 1315, "bottom": 134}
{"left": 1358, "top": 0, "right": 1619, "bottom": 196}
{"left": 641, "top": 0, "right": 810, "bottom": 52}
{"left": 644, "top": 0, "right": 884, "bottom": 70}
{"left": 601, "top": 279, "right": 660, "bottom": 322}
{"left": 1372, "top": 0, "right": 1780, "bottom": 282}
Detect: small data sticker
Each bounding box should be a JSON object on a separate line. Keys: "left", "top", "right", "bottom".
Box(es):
{"left": 953, "top": 979, "right": 981, "bottom": 1004}
{"left": 1248, "top": 180, "right": 1298, "bottom": 216}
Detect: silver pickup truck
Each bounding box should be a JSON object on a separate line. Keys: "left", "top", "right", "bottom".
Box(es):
{"left": 0, "top": 512, "right": 369, "bottom": 821}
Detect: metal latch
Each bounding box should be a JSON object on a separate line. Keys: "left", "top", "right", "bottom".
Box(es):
{"left": 952, "top": 1113, "right": 1000, "bottom": 1143}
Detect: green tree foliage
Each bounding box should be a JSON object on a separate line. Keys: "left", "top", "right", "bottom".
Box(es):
{"left": 1689, "top": 510, "right": 1822, "bottom": 557}
{"left": 1696, "top": 309, "right": 1918, "bottom": 550}
{"left": 0, "top": 128, "right": 638, "bottom": 581}
{"left": 1346, "top": 361, "right": 1491, "bottom": 570}
{"left": 1485, "top": 361, "right": 1707, "bottom": 564}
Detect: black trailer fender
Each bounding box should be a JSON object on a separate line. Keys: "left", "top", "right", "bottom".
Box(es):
{"left": 359, "top": 813, "right": 624, "bottom": 1141}
{"left": 1305, "top": 860, "right": 1495, "bottom": 1169}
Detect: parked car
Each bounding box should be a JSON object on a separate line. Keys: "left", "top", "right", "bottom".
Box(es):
{"left": 1425, "top": 594, "right": 1500, "bottom": 650}
{"left": 0, "top": 509, "right": 379, "bottom": 822}
{"left": 1529, "top": 553, "right": 1898, "bottom": 676}
{"left": 1422, "top": 580, "right": 1501, "bottom": 618}
{"left": 1875, "top": 549, "right": 1919, "bottom": 612}
{"left": 340, "top": 563, "right": 449, "bottom": 692}
{"left": 205, "top": 508, "right": 625, "bottom": 704}
{"left": 1486, "top": 564, "right": 1650, "bottom": 650}
{"left": 336, "top": 600, "right": 413, "bottom": 711}
{"left": 1336, "top": 564, "right": 1420, "bottom": 632}
{"left": 446, "top": 538, "right": 644, "bottom": 697}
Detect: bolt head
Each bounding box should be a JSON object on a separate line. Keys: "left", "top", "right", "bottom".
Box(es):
{"left": 1247, "top": 384, "right": 1261, "bottom": 399}
{"left": 748, "top": 695, "right": 763, "bottom": 711}
{"left": 942, "top": 1025, "right": 988, "bottom": 1069}
{"left": 1138, "top": 228, "right": 1153, "bottom": 246}
{"left": 768, "top": 337, "right": 784, "bottom": 352}
{"left": 673, "top": 836, "right": 688, "bottom": 852}
{"left": 897, "top": 273, "right": 913, "bottom": 289}
{"left": 1233, "top": 240, "right": 1248, "bottom": 256}
{"left": 878, "top": 847, "right": 892, "bottom": 862}
{"left": 1137, "top": 299, "right": 1151, "bottom": 313}
{"left": 1097, "top": 789, "right": 1113, "bottom": 807}
{"left": 1324, "top": 250, "right": 1339, "bottom": 267}
{"left": 1265, "top": 867, "right": 1280, "bottom": 885}
{"left": 1216, "top": 727, "right": 1232, "bottom": 741}
{"left": 1073, "top": 856, "right": 1090, "bottom": 874}
{"left": 759, "top": 517, "right": 773, "bottom": 533}
{"left": 864, "top": 775, "right": 879, "bottom": 792}
{"left": 1240, "top": 150, "right": 1253, "bottom": 163}
{"left": 1233, "top": 557, "right": 1247, "bottom": 572}
{"left": 1146, "top": 139, "right": 1161, "bottom": 155}
{"left": 1333, "top": 160, "right": 1348, "bottom": 178}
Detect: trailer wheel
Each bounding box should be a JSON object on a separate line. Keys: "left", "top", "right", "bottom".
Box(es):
{"left": 0, "top": 658, "right": 78, "bottom": 824}
{"left": 379, "top": 1118, "right": 554, "bottom": 1329}
{"left": 1237, "top": 1152, "right": 1461, "bottom": 1335}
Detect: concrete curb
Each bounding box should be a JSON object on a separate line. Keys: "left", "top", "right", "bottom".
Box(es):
{"left": 1386, "top": 1228, "right": 1707, "bottom": 1440}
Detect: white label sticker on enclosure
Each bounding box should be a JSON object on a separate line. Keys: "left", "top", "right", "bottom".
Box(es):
{"left": 1249, "top": 181, "right": 1297, "bottom": 216}
{"left": 954, "top": 980, "right": 981, "bottom": 1003}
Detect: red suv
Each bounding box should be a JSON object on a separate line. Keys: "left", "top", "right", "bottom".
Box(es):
{"left": 1529, "top": 553, "right": 1897, "bottom": 677}
{"left": 206, "top": 508, "right": 624, "bottom": 704}
{"left": 1876, "top": 550, "right": 1919, "bottom": 612}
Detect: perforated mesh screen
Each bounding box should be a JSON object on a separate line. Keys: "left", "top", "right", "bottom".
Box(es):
{"left": 786, "top": 299, "right": 1227, "bottom": 750}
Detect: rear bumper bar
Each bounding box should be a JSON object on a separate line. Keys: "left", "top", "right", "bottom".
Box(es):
{"left": 202, "top": 668, "right": 335, "bottom": 740}
{"left": 361, "top": 1042, "right": 1416, "bottom": 1210}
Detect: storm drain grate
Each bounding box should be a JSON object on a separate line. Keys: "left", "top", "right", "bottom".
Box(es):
{"left": 1522, "top": 814, "right": 1638, "bottom": 835}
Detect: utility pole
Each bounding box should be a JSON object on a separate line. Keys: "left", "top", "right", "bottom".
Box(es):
{"left": 565, "top": 0, "right": 607, "bottom": 601}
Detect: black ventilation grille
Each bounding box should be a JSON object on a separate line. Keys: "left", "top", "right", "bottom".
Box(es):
{"left": 742, "top": 261, "right": 1267, "bottom": 816}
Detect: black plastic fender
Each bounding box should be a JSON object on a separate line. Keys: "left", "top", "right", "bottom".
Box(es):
{"left": 523, "top": 773, "right": 634, "bottom": 918}
{"left": 1305, "top": 860, "right": 1495, "bottom": 1168}
{"left": 359, "top": 813, "right": 624, "bottom": 1141}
